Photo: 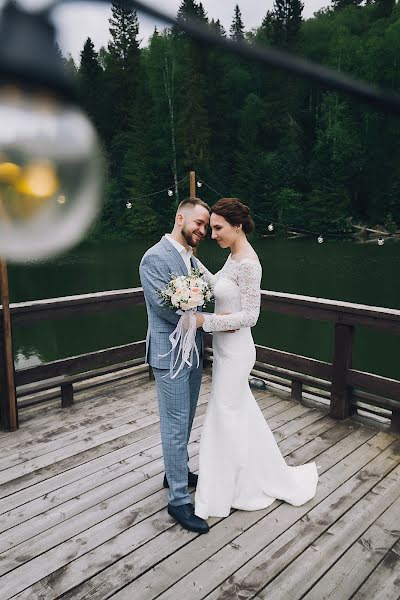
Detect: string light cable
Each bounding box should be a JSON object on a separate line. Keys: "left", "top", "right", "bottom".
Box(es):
{"left": 124, "top": 173, "right": 189, "bottom": 208}
{"left": 196, "top": 176, "right": 390, "bottom": 245}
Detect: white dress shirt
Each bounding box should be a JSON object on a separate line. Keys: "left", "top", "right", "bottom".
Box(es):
{"left": 165, "top": 234, "right": 193, "bottom": 274}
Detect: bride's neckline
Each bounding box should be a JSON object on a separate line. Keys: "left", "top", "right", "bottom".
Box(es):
{"left": 228, "top": 253, "right": 260, "bottom": 265}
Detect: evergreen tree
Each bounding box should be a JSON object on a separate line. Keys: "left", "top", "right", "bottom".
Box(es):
{"left": 271, "top": 0, "right": 304, "bottom": 48}
{"left": 331, "top": 0, "right": 362, "bottom": 10}
{"left": 108, "top": 0, "right": 139, "bottom": 69}
{"left": 210, "top": 18, "right": 226, "bottom": 36}
{"left": 176, "top": 0, "right": 208, "bottom": 25}
{"left": 79, "top": 38, "right": 103, "bottom": 131}
{"left": 230, "top": 5, "right": 245, "bottom": 42}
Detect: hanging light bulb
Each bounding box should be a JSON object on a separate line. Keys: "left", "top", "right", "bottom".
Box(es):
{"left": 0, "top": 2, "right": 102, "bottom": 262}
{"left": 268, "top": 223, "right": 274, "bottom": 232}
{"left": 317, "top": 235, "right": 324, "bottom": 244}
{"left": 197, "top": 181, "right": 203, "bottom": 188}
{"left": 168, "top": 189, "right": 173, "bottom": 197}
{"left": 126, "top": 201, "right": 132, "bottom": 209}
{"left": 378, "top": 236, "right": 384, "bottom": 246}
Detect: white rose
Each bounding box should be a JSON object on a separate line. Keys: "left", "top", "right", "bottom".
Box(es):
{"left": 171, "top": 293, "right": 181, "bottom": 307}
{"left": 186, "top": 298, "right": 198, "bottom": 310}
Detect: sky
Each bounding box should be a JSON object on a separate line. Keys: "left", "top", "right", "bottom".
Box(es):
{"left": 46, "top": 0, "right": 331, "bottom": 63}
{"left": 0, "top": 0, "right": 332, "bottom": 62}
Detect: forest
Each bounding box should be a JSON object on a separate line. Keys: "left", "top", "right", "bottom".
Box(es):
{"left": 66, "top": 0, "right": 400, "bottom": 239}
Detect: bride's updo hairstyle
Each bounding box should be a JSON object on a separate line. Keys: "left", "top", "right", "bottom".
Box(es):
{"left": 210, "top": 198, "right": 254, "bottom": 234}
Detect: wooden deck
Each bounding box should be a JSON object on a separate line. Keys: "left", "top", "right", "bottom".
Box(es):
{"left": 0, "top": 369, "right": 400, "bottom": 600}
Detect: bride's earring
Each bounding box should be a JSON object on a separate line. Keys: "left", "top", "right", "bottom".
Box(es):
{"left": 236, "top": 228, "right": 239, "bottom": 233}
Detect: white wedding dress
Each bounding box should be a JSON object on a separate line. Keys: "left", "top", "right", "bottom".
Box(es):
{"left": 194, "top": 255, "right": 318, "bottom": 519}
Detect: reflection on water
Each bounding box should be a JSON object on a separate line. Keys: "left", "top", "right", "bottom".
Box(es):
{"left": 15, "top": 349, "right": 43, "bottom": 369}
{"left": 8, "top": 236, "right": 400, "bottom": 380}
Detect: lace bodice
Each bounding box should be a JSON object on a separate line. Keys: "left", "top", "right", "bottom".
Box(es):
{"left": 197, "top": 255, "right": 262, "bottom": 332}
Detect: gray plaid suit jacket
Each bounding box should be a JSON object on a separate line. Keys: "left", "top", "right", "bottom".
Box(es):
{"left": 139, "top": 236, "right": 204, "bottom": 369}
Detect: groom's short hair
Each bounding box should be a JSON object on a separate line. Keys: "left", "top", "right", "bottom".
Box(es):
{"left": 177, "top": 197, "right": 210, "bottom": 213}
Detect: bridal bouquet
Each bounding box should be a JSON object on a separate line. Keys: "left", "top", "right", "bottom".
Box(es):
{"left": 158, "top": 268, "right": 213, "bottom": 378}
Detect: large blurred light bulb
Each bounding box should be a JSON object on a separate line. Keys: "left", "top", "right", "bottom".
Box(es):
{"left": 0, "top": 87, "right": 102, "bottom": 261}
{"left": 0, "top": 2, "right": 103, "bottom": 262}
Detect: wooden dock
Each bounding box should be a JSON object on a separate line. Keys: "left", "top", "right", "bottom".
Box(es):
{"left": 0, "top": 369, "right": 400, "bottom": 600}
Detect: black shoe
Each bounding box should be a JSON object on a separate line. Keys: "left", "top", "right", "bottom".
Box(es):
{"left": 163, "top": 471, "right": 198, "bottom": 489}
{"left": 168, "top": 502, "right": 209, "bottom": 534}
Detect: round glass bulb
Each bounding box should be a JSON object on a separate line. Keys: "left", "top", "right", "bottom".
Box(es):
{"left": 0, "top": 86, "right": 102, "bottom": 262}
{"left": 168, "top": 189, "right": 173, "bottom": 197}
{"left": 268, "top": 223, "right": 274, "bottom": 232}
{"left": 317, "top": 235, "right": 324, "bottom": 244}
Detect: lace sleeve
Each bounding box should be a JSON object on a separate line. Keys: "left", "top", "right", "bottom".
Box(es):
{"left": 196, "top": 259, "right": 216, "bottom": 287}
{"left": 202, "top": 260, "right": 262, "bottom": 332}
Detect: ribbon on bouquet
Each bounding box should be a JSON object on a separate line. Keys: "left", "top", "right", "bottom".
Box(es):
{"left": 159, "top": 309, "right": 200, "bottom": 379}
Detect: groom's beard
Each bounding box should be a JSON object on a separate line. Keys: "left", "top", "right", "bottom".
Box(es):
{"left": 181, "top": 226, "right": 203, "bottom": 248}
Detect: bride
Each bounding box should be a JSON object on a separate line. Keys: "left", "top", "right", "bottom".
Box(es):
{"left": 193, "top": 198, "right": 318, "bottom": 519}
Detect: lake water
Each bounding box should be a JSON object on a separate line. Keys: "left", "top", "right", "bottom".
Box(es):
{"left": 7, "top": 236, "right": 400, "bottom": 380}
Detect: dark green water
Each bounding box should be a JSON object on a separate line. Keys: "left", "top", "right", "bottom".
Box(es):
{"left": 7, "top": 236, "right": 400, "bottom": 380}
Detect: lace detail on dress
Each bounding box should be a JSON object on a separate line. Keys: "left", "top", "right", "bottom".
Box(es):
{"left": 202, "top": 258, "right": 262, "bottom": 332}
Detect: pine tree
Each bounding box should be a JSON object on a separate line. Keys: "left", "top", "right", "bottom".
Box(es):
{"left": 104, "top": 0, "right": 141, "bottom": 138}
{"left": 331, "top": 0, "right": 362, "bottom": 10}
{"left": 176, "top": 0, "right": 208, "bottom": 25}
{"left": 210, "top": 19, "right": 226, "bottom": 36}
{"left": 230, "top": 5, "right": 245, "bottom": 42}
{"left": 108, "top": 0, "right": 139, "bottom": 70}
{"left": 79, "top": 38, "right": 103, "bottom": 133}
{"left": 271, "top": 0, "right": 304, "bottom": 48}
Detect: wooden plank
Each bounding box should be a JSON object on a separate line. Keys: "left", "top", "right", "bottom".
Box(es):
{"left": 66, "top": 430, "right": 392, "bottom": 600}
{"left": 303, "top": 496, "right": 400, "bottom": 600}
{"left": 0, "top": 396, "right": 314, "bottom": 597}
{"left": 0, "top": 376, "right": 157, "bottom": 456}
{"left": 0, "top": 380, "right": 214, "bottom": 488}
{"left": 348, "top": 368, "right": 400, "bottom": 403}
{"left": 15, "top": 341, "right": 146, "bottom": 386}
{"left": 0, "top": 394, "right": 273, "bottom": 526}
{"left": 0, "top": 388, "right": 211, "bottom": 509}
{"left": 0, "top": 396, "right": 283, "bottom": 539}
{"left": 351, "top": 538, "right": 400, "bottom": 600}
{"left": 260, "top": 291, "right": 400, "bottom": 334}
{"left": 253, "top": 466, "right": 400, "bottom": 599}
{"left": 0, "top": 440, "right": 201, "bottom": 572}
{"left": 0, "top": 391, "right": 172, "bottom": 470}
{"left": 11, "top": 424, "right": 388, "bottom": 600}
{"left": 0, "top": 396, "right": 354, "bottom": 598}
{"left": 4, "top": 288, "right": 145, "bottom": 325}
{"left": 273, "top": 408, "right": 328, "bottom": 443}
{"left": 256, "top": 345, "right": 332, "bottom": 380}
{"left": 159, "top": 436, "right": 399, "bottom": 600}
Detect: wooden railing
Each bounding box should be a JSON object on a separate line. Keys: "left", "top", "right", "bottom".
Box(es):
{"left": 1, "top": 288, "right": 399, "bottom": 432}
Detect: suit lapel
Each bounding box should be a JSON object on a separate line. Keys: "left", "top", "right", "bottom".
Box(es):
{"left": 161, "top": 236, "right": 188, "bottom": 277}
{"left": 190, "top": 256, "right": 198, "bottom": 271}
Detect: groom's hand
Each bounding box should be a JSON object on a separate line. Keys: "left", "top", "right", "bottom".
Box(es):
{"left": 195, "top": 313, "right": 205, "bottom": 329}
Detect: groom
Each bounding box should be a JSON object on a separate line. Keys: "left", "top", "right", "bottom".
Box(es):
{"left": 139, "top": 197, "right": 210, "bottom": 534}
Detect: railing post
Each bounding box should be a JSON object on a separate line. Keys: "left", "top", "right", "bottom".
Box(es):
{"left": 0, "top": 258, "right": 18, "bottom": 430}
{"left": 291, "top": 378, "right": 303, "bottom": 403}
{"left": 330, "top": 322, "right": 354, "bottom": 420}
